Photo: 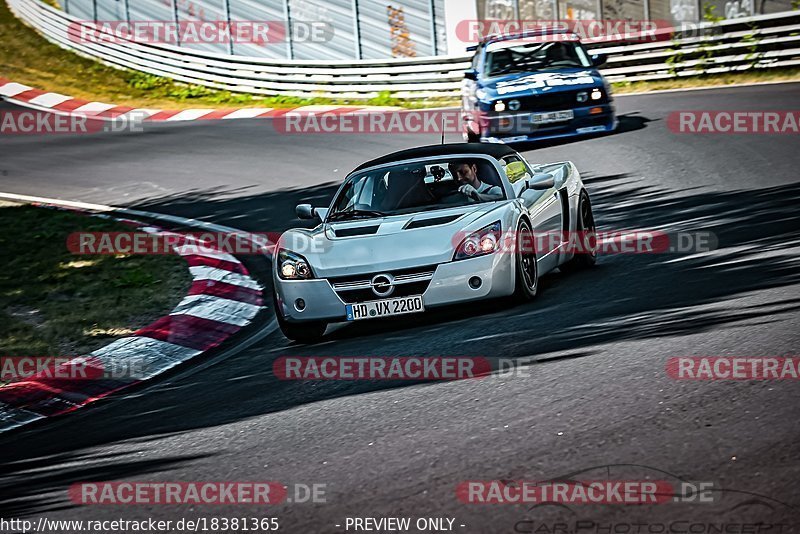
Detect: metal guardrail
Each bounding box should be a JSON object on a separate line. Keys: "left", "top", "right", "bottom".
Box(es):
{"left": 7, "top": 0, "right": 800, "bottom": 100}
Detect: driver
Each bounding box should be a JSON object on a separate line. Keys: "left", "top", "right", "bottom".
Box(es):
{"left": 449, "top": 161, "right": 503, "bottom": 202}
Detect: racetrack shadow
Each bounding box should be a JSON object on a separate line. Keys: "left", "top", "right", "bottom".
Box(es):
{"left": 508, "top": 113, "right": 656, "bottom": 151}
{"left": 1, "top": 175, "right": 799, "bottom": 515}
{"left": 0, "top": 449, "right": 212, "bottom": 517}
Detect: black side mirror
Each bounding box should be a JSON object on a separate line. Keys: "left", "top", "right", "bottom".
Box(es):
{"left": 591, "top": 53, "right": 607, "bottom": 67}
{"left": 296, "top": 204, "right": 316, "bottom": 220}
{"left": 464, "top": 69, "right": 478, "bottom": 81}
{"left": 526, "top": 173, "right": 556, "bottom": 190}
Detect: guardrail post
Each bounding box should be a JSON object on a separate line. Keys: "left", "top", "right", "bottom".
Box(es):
{"left": 352, "top": 0, "right": 363, "bottom": 59}
{"left": 122, "top": 0, "right": 130, "bottom": 25}
{"left": 171, "top": 0, "right": 181, "bottom": 46}
{"left": 283, "top": 0, "right": 294, "bottom": 59}
{"left": 429, "top": 0, "right": 438, "bottom": 55}
{"left": 91, "top": 0, "right": 96, "bottom": 21}
{"left": 221, "top": 0, "right": 233, "bottom": 55}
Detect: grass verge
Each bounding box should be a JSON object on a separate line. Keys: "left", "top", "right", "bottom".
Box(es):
{"left": 0, "top": 203, "right": 191, "bottom": 358}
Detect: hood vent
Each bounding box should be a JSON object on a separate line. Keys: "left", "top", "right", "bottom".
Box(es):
{"left": 404, "top": 214, "right": 462, "bottom": 230}
{"left": 332, "top": 225, "right": 380, "bottom": 238}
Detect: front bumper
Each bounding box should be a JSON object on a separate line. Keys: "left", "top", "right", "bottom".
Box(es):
{"left": 274, "top": 252, "right": 515, "bottom": 323}
{"left": 470, "top": 104, "right": 617, "bottom": 144}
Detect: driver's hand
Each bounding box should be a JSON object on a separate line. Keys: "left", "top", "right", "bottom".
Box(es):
{"left": 458, "top": 184, "right": 479, "bottom": 200}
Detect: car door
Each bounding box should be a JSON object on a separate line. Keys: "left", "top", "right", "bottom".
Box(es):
{"left": 505, "top": 156, "right": 563, "bottom": 266}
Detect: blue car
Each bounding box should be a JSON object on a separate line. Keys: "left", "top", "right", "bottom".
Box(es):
{"left": 461, "top": 30, "right": 617, "bottom": 144}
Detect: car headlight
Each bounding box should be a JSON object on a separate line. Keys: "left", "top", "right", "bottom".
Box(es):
{"left": 494, "top": 101, "right": 506, "bottom": 112}
{"left": 591, "top": 88, "right": 603, "bottom": 100}
{"left": 454, "top": 221, "right": 502, "bottom": 261}
{"left": 277, "top": 249, "right": 313, "bottom": 280}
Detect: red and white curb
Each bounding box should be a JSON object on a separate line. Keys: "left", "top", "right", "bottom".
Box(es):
{"left": 0, "top": 207, "right": 265, "bottom": 432}
{"left": 0, "top": 77, "right": 399, "bottom": 122}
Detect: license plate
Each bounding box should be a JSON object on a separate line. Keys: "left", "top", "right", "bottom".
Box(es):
{"left": 346, "top": 295, "right": 424, "bottom": 321}
{"left": 532, "top": 110, "right": 574, "bottom": 124}
{"left": 576, "top": 125, "right": 607, "bottom": 134}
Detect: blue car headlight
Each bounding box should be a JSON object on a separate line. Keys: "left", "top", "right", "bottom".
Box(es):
{"left": 277, "top": 249, "right": 314, "bottom": 280}
{"left": 454, "top": 221, "right": 502, "bottom": 261}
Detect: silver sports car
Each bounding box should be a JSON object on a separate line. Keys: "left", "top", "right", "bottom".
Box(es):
{"left": 273, "top": 143, "right": 596, "bottom": 343}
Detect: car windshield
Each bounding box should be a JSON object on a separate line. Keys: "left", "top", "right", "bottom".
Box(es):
{"left": 329, "top": 158, "right": 506, "bottom": 221}
{"left": 484, "top": 41, "right": 592, "bottom": 77}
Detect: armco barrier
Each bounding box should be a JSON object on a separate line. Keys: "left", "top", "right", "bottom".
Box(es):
{"left": 6, "top": 0, "right": 800, "bottom": 100}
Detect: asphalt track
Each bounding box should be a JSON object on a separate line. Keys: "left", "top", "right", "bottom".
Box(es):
{"left": 0, "top": 82, "right": 799, "bottom": 532}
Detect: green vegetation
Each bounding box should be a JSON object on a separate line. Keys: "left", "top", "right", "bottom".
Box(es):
{"left": 0, "top": 204, "right": 191, "bottom": 357}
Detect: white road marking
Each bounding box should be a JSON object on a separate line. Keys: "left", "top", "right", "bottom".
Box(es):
{"left": 171, "top": 294, "right": 261, "bottom": 326}
{"left": 165, "top": 109, "right": 215, "bottom": 121}
{"left": 175, "top": 244, "right": 241, "bottom": 263}
{"left": 189, "top": 265, "right": 262, "bottom": 290}
{"left": 0, "top": 82, "right": 33, "bottom": 97}
{"left": 71, "top": 102, "right": 117, "bottom": 114}
{"left": 221, "top": 108, "right": 275, "bottom": 119}
{"left": 90, "top": 337, "right": 202, "bottom": 380}
{"left": 27, "top": 92, "right": 72, "bottom": 107}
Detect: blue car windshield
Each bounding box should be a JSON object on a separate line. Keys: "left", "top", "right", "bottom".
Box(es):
{"left": 484, "top": 41, "right": 592, "bottom": 77}
{"left": 329, "top": 158, "right": 506, "bottom": 221}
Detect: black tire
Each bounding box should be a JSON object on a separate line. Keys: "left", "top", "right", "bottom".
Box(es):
{"left": 560, "top": 190, "right": 597, "bottom": 273}
{"left": 273, "top": 292, "right": 326, "bottom": 344}
{"left": 514, "top": 220, "right": 538, "bottom": 301}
